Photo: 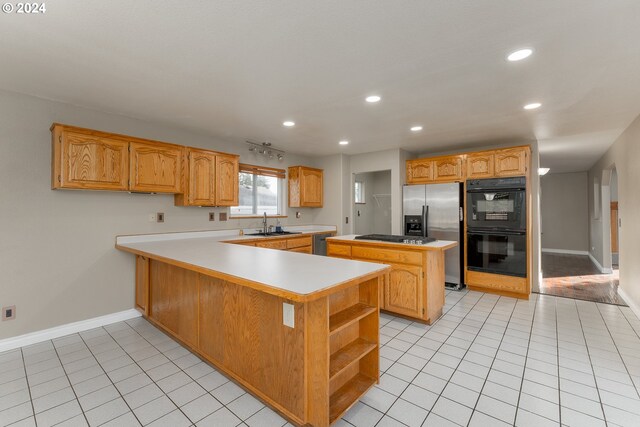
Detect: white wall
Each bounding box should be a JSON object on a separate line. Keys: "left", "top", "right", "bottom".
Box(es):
{"left": 349, "top": 149, "right": 410, "bottom": 235}
{"left": 309, "top": 154, "right": 349, "bottom": 234}
{"left": 0, "top": 90, "right": 319, "bottom": 339}
{"left": 540, "top": 172, "right": 589, "bottom": 252}
{"left": 353, "top": 171, "right": 391, "bottom": 235}
{"left": 588, "top": 113, "right": 640, "bottom": 309}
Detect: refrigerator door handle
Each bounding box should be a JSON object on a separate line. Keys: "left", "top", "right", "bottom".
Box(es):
{"left": 422, "top": 205, "right": 428, "bottom": 238}
{"left": 459, "top": 207, "right": 464, "bottom": 222}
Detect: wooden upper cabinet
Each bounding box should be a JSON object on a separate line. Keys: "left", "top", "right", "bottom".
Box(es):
{"left": 385, "top": 264, "right": 423, "bottom": 319}
{"left": 495, "top": 147, "right": 527, "bottom": 177}
{"left": 130, "top": 141, "right": 183, "bottom": 193}
{"left": 406, "top": 146, "right": 530, "bottom": 183}
{"left": 215, "top": 153, "right": 239, "bottom": 206}
{"left": 289, "top": 166, "right": 323, "bottom": 208}
{"left": 52, "top": 124, "right": 129, "bottom": 191}
{"left": 175, "top": 150, "right": 239, "bottom": 206}
{"left": 406, "top": 159, "right": 434, "bottom": 184}
{"left": 175, "top": 149, "right": 216, "bottom": 206}
{"left": 433, "top": 156, "right": 464, "bottom": 182}
{"left": 466, "top": 152, "right": 495, "bottom": 179}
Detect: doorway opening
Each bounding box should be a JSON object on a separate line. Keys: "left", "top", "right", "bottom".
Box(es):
{"left": 352, "top": 170, "right": 392, "bottom": 235}
{"left": 536, "top": 169, "right": 625, "bottom": 305}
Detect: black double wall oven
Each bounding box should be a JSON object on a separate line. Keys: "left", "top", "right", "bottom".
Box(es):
{"left": 466, "top": 177, "right": 527, "bottom": 278}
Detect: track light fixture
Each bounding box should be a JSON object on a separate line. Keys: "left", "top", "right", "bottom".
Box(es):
{"left": 245, "top": 140, "right": 285, "bottom": 161}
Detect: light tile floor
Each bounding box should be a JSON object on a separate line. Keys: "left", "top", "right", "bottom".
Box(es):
{"left": 2, "top": 289, "right": 640, "bottom": 426}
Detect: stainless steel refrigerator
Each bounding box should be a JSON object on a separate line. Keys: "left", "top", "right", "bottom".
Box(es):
{"left": 403, "top": 183, "right": 464, "bottom": 289}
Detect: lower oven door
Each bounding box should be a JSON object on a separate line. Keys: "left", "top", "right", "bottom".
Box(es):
{"left": 467, "top": 230, "right": 527, "bottom": 277}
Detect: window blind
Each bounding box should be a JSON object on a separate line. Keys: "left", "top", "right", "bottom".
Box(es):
{"left": 239, "top": 163, "right": 286, "bottom": 179}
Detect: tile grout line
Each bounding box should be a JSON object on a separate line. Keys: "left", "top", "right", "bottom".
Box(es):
{"left": 511, "top": 294, "right": 546, "bottom": 424}
{"left": 466, "top": 295, "right": 521, "bottom": 426}
{"left": 19, "top": 347, "right": 38, "bottom": 426}
{"left": 408, "top": 292, "right": 501, "bottom": 426}
{"left": 97, "top": 325, "right": 203, "bottom": 426}
{"left": 571, "top": 298, "right": 610, "bottom": 424}
{"left": 371, "top": 290, "right": 479, "bottom": 426}
{"left": 76, "top": 329, "right": 149, "bottom": 426}
{"left": 48, "top": 340, "right": 91, "bottom": 427}
{"left": 119, "top": 319, "right": 265, "bottom": 426}
{"left": 352, "top": 289, "right": 471, "bottom": 426}
{"left": 593, "top": 301, "right": 640, "bottom": 403}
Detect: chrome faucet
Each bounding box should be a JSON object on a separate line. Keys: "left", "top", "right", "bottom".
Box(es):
{"left": 262, "top": 212, "right": 268, "bottom": 235}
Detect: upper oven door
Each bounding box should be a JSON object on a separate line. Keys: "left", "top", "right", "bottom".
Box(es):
{"left": 466, "top": 189, "right": 526, "bottom": 231}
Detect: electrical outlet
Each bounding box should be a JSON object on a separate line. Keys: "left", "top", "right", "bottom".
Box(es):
{"left": 219, "top": 212, "right": 227, "bottom": 221}
{"left": 2, "top": 306, "right": 16, "bottom": 321}
{"left": 157, "top": 213, "right": 164, "bottom": 223}
{"left": 345, "top": 217, "right": 349, "bottom": 224}
{"left": 209, "top": 212, "right": 215, "bottom": 221}
{"left": 296, "top": 211, "right": 301, "bottom": 219}
{"left": 148, "top": 214, "right": 156, "bottom": 222}
{"left": 282, "top": 303, "right": 295, "bottom": 328}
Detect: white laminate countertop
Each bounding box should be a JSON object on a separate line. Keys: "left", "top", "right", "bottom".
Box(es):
{"left": 328, "top": 234, "right": 458, "bottom": 250}
{"left": 116, "top": 227, "right": 388, "bottom": 298}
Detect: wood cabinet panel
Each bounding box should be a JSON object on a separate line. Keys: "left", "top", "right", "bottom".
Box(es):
{"left": 434, "top": 156, "right": 464, "bottom": 182}
{"left": 327, "top": 243, "right": 352, "bottom": 258}
{"left": 256, "top": 240, "right": 288, "bottom": 250}
{"left": 495, "top": 148, "right": 527, "bottom": 177}
{"left": 351, "top": 246, "right": 422, "bottom": 265}
{"left": 149, "top": 261, "right": 198, "bottom": 347}
{"left": 286, "top": 236, "right": 312, "bottom": 249}
{"left": 176, "top": 149, "right": 216, "bottom": 206}
{"left": 289, "top": 246, "right": 312, "bottom": 254}
{"left": 406, "top": 159, "right": 434, "bottom": 184}
{"left": 130, "top": 141, "right": 183, "bottom": 193}
{"left": 466, "top": 269, "right": 528, "bottom": 295}
{"left": 289, "top": 166, "right": 324, "bottom": 207}
{"left": 215, "top": 153, "right": 239, "bottom": 206}
{"left": 385, "top": 265, "right": 423, "bottom": 319}
{"left": 406, "top": 145, "right": 530, "bottom": 183}
{"left": 135, "top": 256, "right": 149, "bottom": 315}
{"left": 198, "top": 274, "right": 306, "bottom": 419}
{"left": 53, "top": 127, "right": 129, "bottom": 190}
{"left": 466, "top": 153, "right": 495, "bottom": 179}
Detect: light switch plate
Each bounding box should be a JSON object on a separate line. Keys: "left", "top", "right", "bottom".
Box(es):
{"left": 283, "top": 303, "right": 295, "bottom": 328}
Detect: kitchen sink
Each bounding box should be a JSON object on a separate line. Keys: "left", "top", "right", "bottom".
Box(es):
{"left": 244, "top": 231, "right": 302, "bottom": 236}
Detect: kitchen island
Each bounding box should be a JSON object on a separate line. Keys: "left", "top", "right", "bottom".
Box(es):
{"left": 327, "top": 235, "right": 457, "bottom": 324}
{"left": 116, "top": 228, "right": 388, "bottom": 427}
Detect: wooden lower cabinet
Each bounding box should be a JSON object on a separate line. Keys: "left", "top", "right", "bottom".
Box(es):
{"left": 228, "top": 235, "right": 314, "bottom": 255}
{"left": 385, "top": 265, "right": 423, "bottom": 319}
{"left": 137, "top": 258, "right": 382, "bottom": 426}
{"left": 328, "top": 240, "right": 447, "bottom": 324}
{"left": 256, "top": 240, "right": 288, "bottom": 250}
{"left": 466, "top": 269, "right": 529, "bottom": 297}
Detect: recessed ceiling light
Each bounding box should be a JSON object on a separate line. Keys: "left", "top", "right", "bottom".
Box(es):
{"left": 538, "top": 168, "right": 550, "bottom": 176}
{"left": 410, "top": 126, "right": 423, "bottom": 132}
{"left": 507, "top": 48, "right": 533, "bottom": 62}
{"left": 523, "top": 102, "right": 542, "bottom": 110}
{"left": 339, "top": 140, "right": 349, "bottom": 145}
{"left": 282, "top": 121, "right": 295, "bottom": 127}
{"left": 365, "top": 95, "right": 381, "bottom": 103}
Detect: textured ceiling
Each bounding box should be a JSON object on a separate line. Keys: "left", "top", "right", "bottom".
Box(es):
{"left": 1, "top": 0, "right": 639, "bottom": 172}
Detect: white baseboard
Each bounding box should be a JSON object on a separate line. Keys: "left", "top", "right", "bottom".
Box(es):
{"left": 618, "top": 288, "right": 640, "bottom": 319}
{"left": 588, "top": 253, "right": 613, "bottom": 274}
{"left": 542, "top": 248, "right": 589, "bottom": 255}
{"left": 0, "top": 309, "right": 141, "bottom": 353}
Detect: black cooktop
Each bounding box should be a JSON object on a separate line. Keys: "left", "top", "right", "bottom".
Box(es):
{"left": 355, "top": 234, "right": 435, "bottom": 244}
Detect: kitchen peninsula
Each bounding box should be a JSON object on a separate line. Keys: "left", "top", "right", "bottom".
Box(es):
{"left": 116, "top": 228, "right": 388, "bottom": 427}
{"left": 327, "top": 235, "right": 457, "bottom": 324}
